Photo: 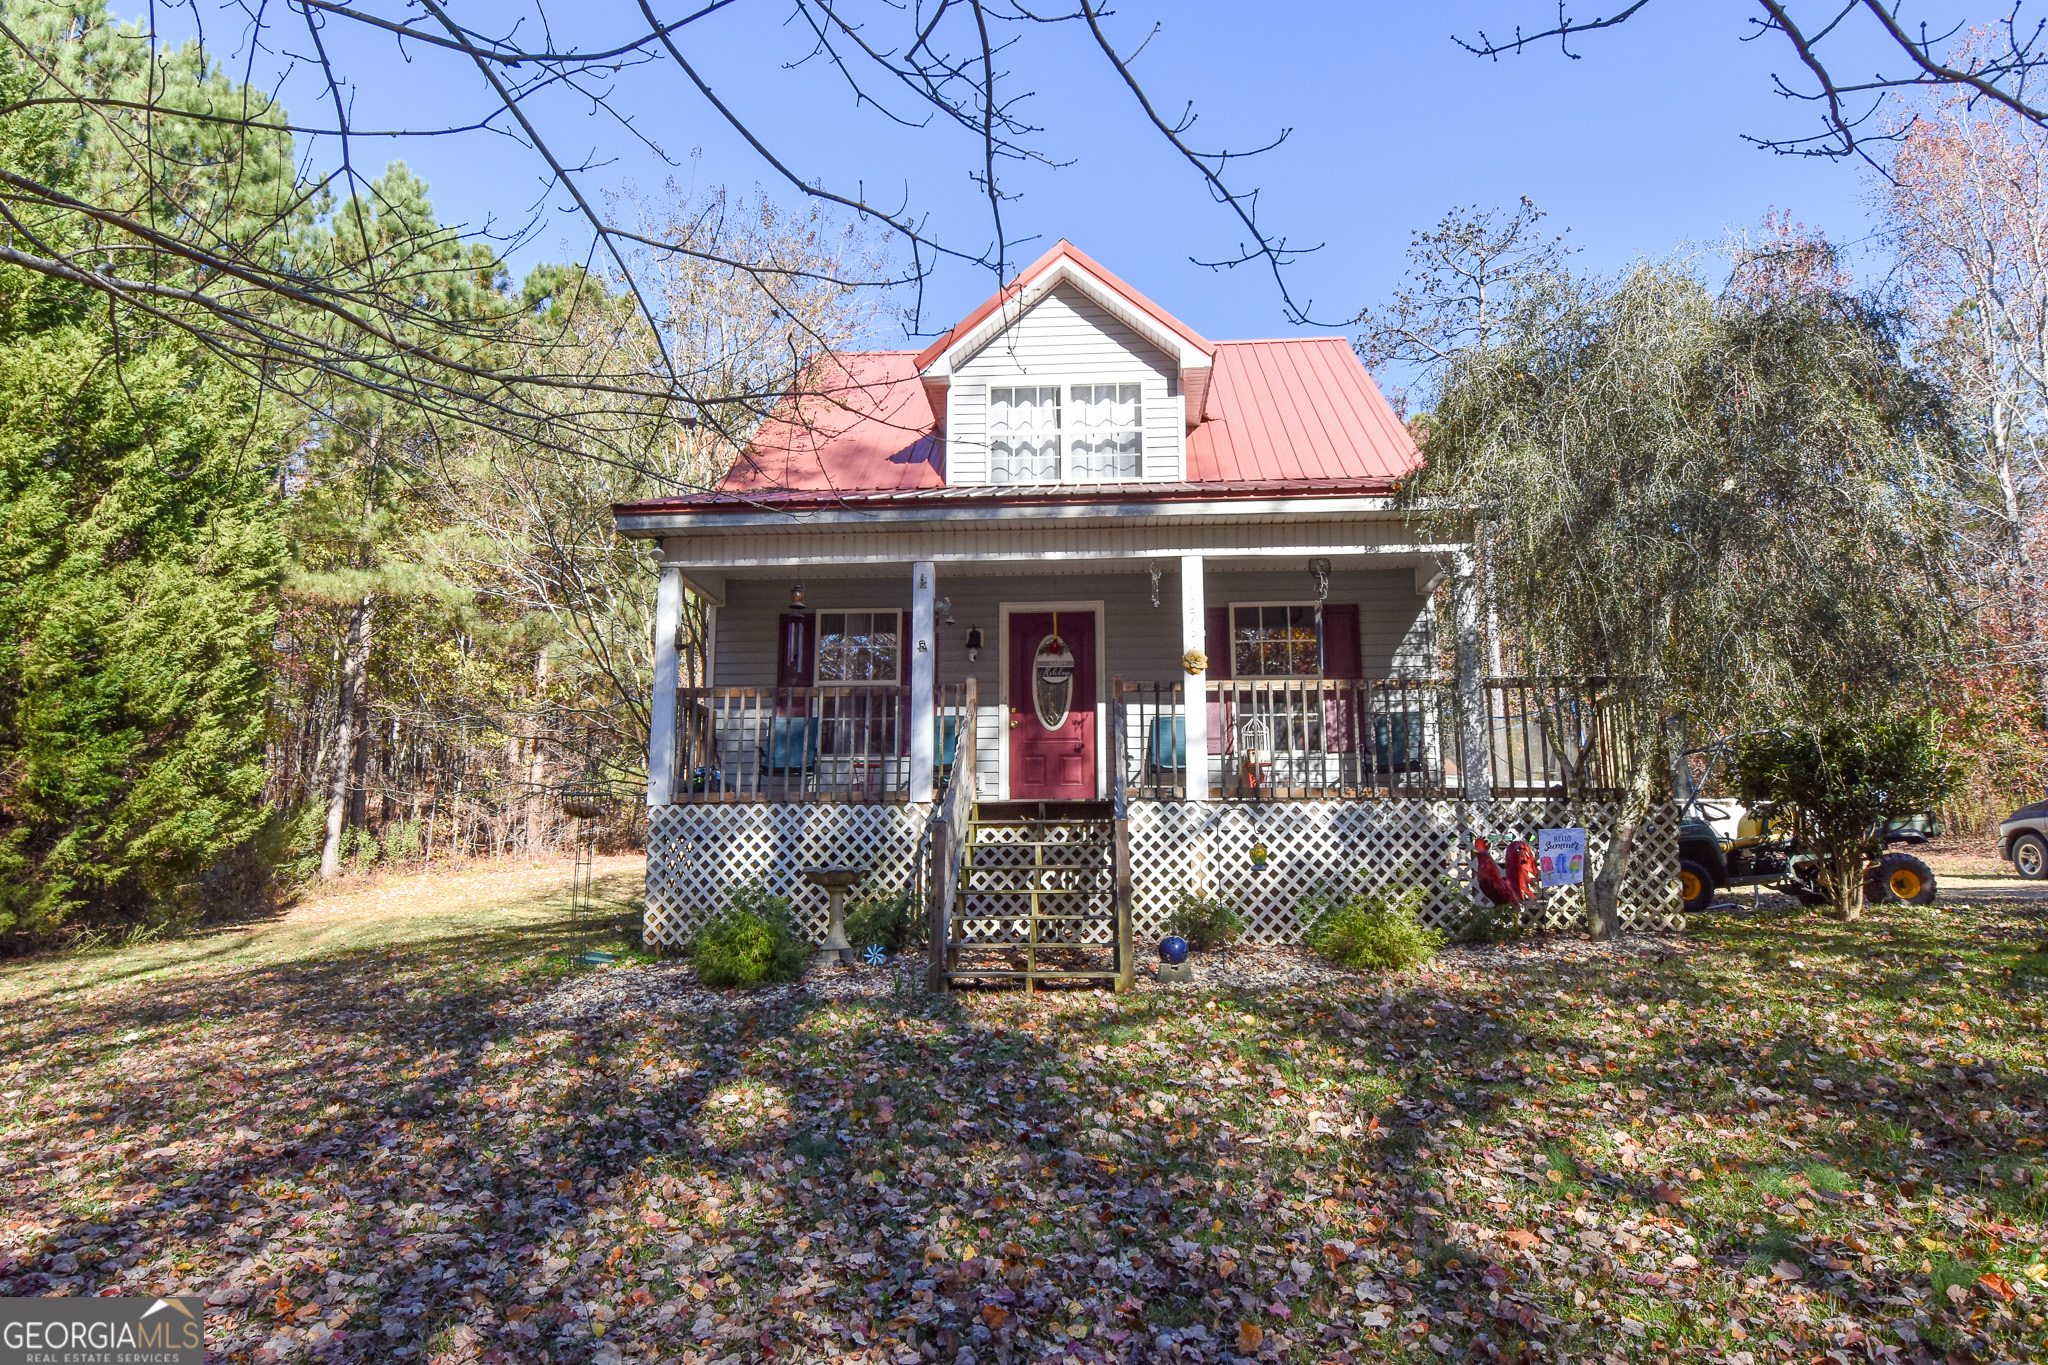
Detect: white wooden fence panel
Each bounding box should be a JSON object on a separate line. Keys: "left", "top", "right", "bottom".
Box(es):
{"left": 644, "top": 803, "right": 930, "bottom": 948}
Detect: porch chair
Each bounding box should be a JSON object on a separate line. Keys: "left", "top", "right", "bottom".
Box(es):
{"left": 760, "top": 716, "right": 820, "bottom": 796}
{"left": 1144, "top": 715, "right": 1186, "bottom": 793}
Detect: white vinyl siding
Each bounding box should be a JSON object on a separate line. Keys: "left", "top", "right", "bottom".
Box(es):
{"left": 950, "top": 282, "right": 1183, "bottom": 483}
{"left": 945, "top": 382, "right": 987, "bottom": 484}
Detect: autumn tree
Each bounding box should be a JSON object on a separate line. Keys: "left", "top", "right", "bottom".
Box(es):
{"left": 1882, "top": 80, "right": 2048, "bottom": 793}
{"left": 1406, "top": 255, "right": 1963, "bottom": 937}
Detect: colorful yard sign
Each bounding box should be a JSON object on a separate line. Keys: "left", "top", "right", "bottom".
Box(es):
{"left": 1537, "top": 828, "right": 1587, "bottom": 887}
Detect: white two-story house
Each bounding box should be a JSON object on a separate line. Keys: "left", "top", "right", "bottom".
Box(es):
{"left": 614, "top": 242, "right": 1677, "bottom": 985}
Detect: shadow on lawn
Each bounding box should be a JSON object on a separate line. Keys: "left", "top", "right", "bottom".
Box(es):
{"left": 7, "top": 896, "right": 1168, "bottom": 1361}
{"left": 10, "top": 903, "right": 2045, "bottom": 1362}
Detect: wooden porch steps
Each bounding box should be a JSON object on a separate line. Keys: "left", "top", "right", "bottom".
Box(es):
{"left": 940, "top": 804, "right": 1131, "bottom": 990}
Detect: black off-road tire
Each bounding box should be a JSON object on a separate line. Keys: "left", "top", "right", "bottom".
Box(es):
{"left": 1866, "top": 852, "right": 1938, "bottom": 906}
{"left": 1678, "top": 859, "right": 1717, "bottom": 915}
{"left": 2012, "top": 832, "right": 2048, "bottom": 881}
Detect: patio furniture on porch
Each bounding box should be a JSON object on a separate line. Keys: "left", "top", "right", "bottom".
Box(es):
{"left": 761, "top": 715, "right": 821, "bottom": 797}
{"left": 1145, "top": 715, "right": 1185, "bottom": 791}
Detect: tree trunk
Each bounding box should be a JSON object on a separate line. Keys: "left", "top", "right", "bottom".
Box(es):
{"left": 1588, "top": 731, "right": 1665, "bottom": 940}
{"left": 319, "top": 592, "right": 376, "bottom": 879}
{"left": 524, "top": 647, "right": 551, "bottom": 857}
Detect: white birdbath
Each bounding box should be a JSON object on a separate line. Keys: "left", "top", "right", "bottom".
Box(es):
{"left": 802, "top": 865, "right": 867, "bottom": 968}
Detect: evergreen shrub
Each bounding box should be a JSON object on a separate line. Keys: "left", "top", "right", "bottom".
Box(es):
{"left": 845, "top": 888, "right": 921, "bottom": 955}
{"left": 1164, "top": 889, "right": 1245, "bottom": 950}
{"left": 1302, "top": 887, "right": 1444, "bottom": 971}
{"left": 692, "top": 882, "right": 808, "bottom": 988}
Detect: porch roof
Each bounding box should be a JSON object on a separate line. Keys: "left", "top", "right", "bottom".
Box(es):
{"left": 615, "top": 473, "right": 1401, "bottom": 519}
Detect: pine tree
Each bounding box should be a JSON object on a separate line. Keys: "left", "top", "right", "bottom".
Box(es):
{"left": 0, "top": 21, "right": 298, "bottom": 939}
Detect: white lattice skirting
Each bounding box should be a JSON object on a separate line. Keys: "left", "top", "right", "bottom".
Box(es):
{"left": 642, "top": 798, "right": 1680, "bottom": 949}
{"left": 644, "top": 803, "right": 930, "bottom": 948}
{"left": 1125, "top": 799, "right": 1682, "bottom": 943}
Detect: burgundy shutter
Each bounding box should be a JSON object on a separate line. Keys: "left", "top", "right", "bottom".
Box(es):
{"left": 776, "top": 613, "right": 814, "bottom": 688}
{"left": 1320, "top": 604, "right": 1362, "bottom": 680}
{"left": 1204, "top": 607, "right": 1231, "bottom": 677}
{"left": 1204, "top": 605, "right": 1231, "bottom": 755}
{"left": 1320, "top": 603, "right": 1361, "bottom": 753}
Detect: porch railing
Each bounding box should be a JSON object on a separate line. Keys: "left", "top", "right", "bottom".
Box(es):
{"left": 1112, "top": 675, "right": 1637, "bottom": 801}
{"left": 663, "top": 675, "right": 1637, "bottom": 805}
{"left": 1482, "top": 676, "right": 1638, "bottom": 798}
{"left": 669, "top": 683, "right": 973, "bottom": 803}
{"left": 1112, "top": 677, "right": 1460, "bottom": 800}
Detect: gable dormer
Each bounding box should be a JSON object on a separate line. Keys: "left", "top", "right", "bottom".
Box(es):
{"left": 918, "top": 243, "right": 1213, "bottom": 486}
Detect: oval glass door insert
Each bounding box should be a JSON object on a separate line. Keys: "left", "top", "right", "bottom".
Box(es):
{"left": 1032, "top": 635, "right": 1075, "bottom": 730}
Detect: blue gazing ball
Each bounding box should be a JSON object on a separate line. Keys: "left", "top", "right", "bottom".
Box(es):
{"left": 1158, "top": 936, "right": 1190, "bottom": 965}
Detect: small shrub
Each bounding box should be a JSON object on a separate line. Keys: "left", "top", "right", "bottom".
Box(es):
{"left": 382, "top": 819, "right": 426, "bottom": 865}
{"left": 1164, "top": 889, "right": 1245, "bottom": 951}
{"left": 1302, "top": 886, "right": 1443, "bottom": 971}
{"left": 845, "top": 888, "right": 922, "bottom": 955}
{"left": 1457, "top": 897, "right": 1524, "bottom": 945}
{"left": 340, "top": 824, "right": 378, "bottom": 874}
{"left": 693, "top": 882, "right": 808, "bottom": 988}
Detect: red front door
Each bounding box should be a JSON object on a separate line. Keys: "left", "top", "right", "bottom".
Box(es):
{"left": 1008, "top": 611, "right": 1097, "bottom": 800}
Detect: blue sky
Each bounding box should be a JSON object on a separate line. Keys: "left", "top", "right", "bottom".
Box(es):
{"left": 160, "top": 2, "right": 1924, "bottom": 346}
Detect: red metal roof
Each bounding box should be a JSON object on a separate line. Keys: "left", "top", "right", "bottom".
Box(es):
{"left": 1189, "top": 338, "right": 1419, "bottom": 482}
{"left": 682, "top": 251, "right": 1421, "bottom": 508}
{"left": 719, "top": 350, "right": 942, "bottom": 495}
{"left": 911, "top": 240, "right": 1213, "bottom": 371}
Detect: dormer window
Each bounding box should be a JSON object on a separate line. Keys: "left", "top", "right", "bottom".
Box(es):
{"left": 990, "top": 385, "right": 1061, "bottom": 481}
{"left": 1069, "top": 384, "right": 1142, "bottom": 479}
{"left": 989, "top": 382, "right": 1143, "bottom": 483}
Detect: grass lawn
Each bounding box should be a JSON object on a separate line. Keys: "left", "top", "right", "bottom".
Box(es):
{"left": 2, "top": 864, "right": 2046, "bottom": 1365}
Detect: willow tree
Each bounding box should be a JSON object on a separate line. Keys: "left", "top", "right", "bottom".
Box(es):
{"left": 1406, "top": 257, "right": 1962, "bottom": 937}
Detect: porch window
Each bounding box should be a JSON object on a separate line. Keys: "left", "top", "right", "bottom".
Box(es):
{"left": 990, "top": 386, "right": 1062, "bottom": 482}
{"left": 1066, "top": 383, "right": 1142, "bottom": 480}
{"left": 815, "top": 611, "right": 900, "bottom": 684}
{"left": 1231, "top": 604, "right": 1322, "bottom": 677}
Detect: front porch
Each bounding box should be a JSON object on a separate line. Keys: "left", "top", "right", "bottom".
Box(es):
{"left": 629, "top": 508, "right": 1681, "bottom": 959}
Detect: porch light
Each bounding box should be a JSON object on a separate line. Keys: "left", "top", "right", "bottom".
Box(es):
{"left": 789, "top": 581, "right": 805, "bottom": 609}
{"left": 965, "top": 625, "right": 984, "bottom": 661}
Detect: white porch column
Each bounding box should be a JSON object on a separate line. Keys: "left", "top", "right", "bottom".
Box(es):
{"left": 1452, "top": 551, "right": 1492, "bottom": 803}
{"left": 1179, "top": 554, "right": 1208, "bottom": 802}
{"left": 909, "top": 560, "right": 937, "bottom": 803}
{"left": 647, "top": 560, "right": 684, "bottom": 807}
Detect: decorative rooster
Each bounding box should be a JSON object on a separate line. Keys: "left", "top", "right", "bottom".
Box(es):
{"left": 1473, "top": 836, "right": 1518, "bottom": 907}
{"left": 1503, "top": 840, "right": 1540, "bottom": 902}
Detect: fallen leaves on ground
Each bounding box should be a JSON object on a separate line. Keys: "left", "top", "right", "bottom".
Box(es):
{"left": 1, "top": 874, "right": 2046, "bottom": 1364}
